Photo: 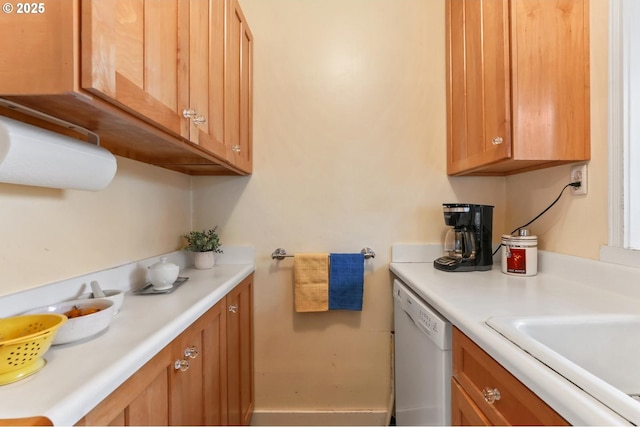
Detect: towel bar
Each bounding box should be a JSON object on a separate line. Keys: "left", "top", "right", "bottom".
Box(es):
{"left": 271, "top": 247, "right": 375, "bottom": 260}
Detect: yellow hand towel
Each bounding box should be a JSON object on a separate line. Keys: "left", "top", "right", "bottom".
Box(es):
{"left": 294, "top": 253, "right": 329, "bottom": 312}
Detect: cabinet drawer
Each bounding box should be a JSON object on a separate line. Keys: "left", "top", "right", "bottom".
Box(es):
{"left": 452, "top": 377, "right": 491, "bottom": 426}
{"left": 452, "top": 328, "right": 568, "bottom": 425}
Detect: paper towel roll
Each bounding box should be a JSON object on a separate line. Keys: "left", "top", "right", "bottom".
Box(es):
{"left": 0, "top": 115, "right": 117, "bottom": 191}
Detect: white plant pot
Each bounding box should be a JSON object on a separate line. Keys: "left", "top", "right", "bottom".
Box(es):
{"left": 194, "top": 251, "right": 215, "bottom": 269}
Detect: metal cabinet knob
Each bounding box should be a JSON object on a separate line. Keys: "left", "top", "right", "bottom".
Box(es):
{"left": 184, "top": 346, "right": 199, "bottom": 359}
{"left": 174, "top": 359, "right": 190, "bottom": 372}
{"left": 482, "top": 387, "right": 501, "bottom": 404}
{"left": 228, "top": 304, "right": 238, "bottom": 314}
{"left": 491, "top": 136, "right": 504, "bottom": 145}
{"left": 231, "top": 145, "right": 241, "bottom": 153}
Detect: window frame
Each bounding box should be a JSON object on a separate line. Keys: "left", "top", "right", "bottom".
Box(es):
{"left": 601, "top": 0, "right": 640, "bottom": 266}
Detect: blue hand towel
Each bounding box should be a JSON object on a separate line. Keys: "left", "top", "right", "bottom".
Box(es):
{"left": 329, "top": 253, "right": 365, "bottom": 311}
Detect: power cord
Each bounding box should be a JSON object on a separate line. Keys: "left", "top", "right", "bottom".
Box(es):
{"left": 491, "top": 181, "right": 582, "bottom": 256}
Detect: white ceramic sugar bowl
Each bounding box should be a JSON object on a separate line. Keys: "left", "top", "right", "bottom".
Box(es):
{"left": 148, "top": 257, "right": 180, "bottom": 290}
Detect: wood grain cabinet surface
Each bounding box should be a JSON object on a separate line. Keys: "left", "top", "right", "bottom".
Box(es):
{"left": 225, "top": 275, "right": 254, "bottom": 425}
{"left": 445, "top": 0, "right": 590, "bottom": 176}
{"left": 451, "top": 327, "right": 568, "bottom": 426}
{"left": 0, "top": 0, "right": 252, "bottom": 176}
{"left": 224, "top": 0, "right": 253, "bottom": 174}
{"left": 76, "top": 274, "right": 254, "bottom": 427}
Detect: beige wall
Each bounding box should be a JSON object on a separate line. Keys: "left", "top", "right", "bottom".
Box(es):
{"left": 505, "top": 0, "right": 608, "bottom": 260}
{"left": 0, "top": 156, "right": 191, "bottom": 297}
{"left": 192, "top": 0, "right": 505, "bottom": 414}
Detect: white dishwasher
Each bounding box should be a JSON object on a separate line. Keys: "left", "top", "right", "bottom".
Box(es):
{"left": 393, "top": 279, "right": 452, "bottom": 426}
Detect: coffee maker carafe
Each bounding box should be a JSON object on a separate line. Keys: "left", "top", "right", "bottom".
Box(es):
{"left": 434, "top": 203, "right": 494, "bottom": 272}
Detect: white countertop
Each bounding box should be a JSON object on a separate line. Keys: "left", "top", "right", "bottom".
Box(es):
{"left": 390, "top": 244, "right": 640, "bottom": 426}
{"left": 0, "top": 247, "right": 255, "bottom": 426}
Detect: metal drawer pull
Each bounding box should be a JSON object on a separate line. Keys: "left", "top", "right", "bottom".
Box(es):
{"left": 482, "top": 387, "right": 501, "bottom": 404}
{"left": 184, "top": 346, "right": 199, "bottom": 359}
{"left": 174, "top": 359, "right": 190, "bottom": 372}
{"left": 228, "top": 304, "right": 238, "bottom": 313}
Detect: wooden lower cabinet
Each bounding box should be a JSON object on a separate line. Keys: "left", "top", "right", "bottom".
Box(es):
{"left": 78, "top": 346, "right": 173, "bottom": 426}
{"left": 170, "top": 300, "right": 226, "bottom": 426}
{"left": 225, "top": 276, "right": 254, "bottom": 425}
{"left": 452, "top": 378, "right": 491, "bottom": 426}
{"left": 0, "top": 417, "right": 53, "bottom": 426}
{"left": 452, "top": 327, "right": 568, "bottom": 426}
{"left": 76, "top": 274, "right": 253, "bottom": 426}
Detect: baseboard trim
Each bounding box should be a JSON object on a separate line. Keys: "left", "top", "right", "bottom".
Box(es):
{"left": 250, "top": 410, "right": 389, "bottom": 426}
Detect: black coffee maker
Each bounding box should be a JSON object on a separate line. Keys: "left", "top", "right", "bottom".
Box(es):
{"left": 434, "top": 203, "right": 494, "bottom": 272}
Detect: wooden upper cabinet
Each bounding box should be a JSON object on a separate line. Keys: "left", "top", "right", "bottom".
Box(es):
{"left": 0, "top": 1, "right": 77, "bottom": 95}
{"left": 447, "top": 0, "right": 511, "bottom": 174}
{"left": 82, "top": 0, "right": 251, "bottom": 171}
{"left": 446, "top": 0, "right": 590, "bottom": 176}
{"left": 82, "top": 0, "right": 190, "bottom": 140}
{"left": 0, "top": 0, "right": 253, "bottom": 176}
{"left": 225, "top": 0, "right": 253, "bottom": 174}
{"left": 188, "top": 0, "right": 227, "bottom": 159}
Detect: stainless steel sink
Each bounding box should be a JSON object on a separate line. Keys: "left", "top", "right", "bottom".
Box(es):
{"left": 486, "top": 314, "right": 640, "bottom": 424}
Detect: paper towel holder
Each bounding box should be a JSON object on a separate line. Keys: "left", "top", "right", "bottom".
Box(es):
{"left": 0, "top": 98, "right": 100, "bottom": 145}
{"left": 0, "top": 99, "right": 117, "bottom": 191}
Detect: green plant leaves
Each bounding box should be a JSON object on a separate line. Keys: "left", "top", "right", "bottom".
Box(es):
{"left": 183, "top": 227, "right": 223, "bottom": 253}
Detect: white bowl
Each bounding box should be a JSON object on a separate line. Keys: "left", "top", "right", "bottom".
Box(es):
{"left": 24, "top": 299, "right": 114, "bottom": 345}
{"left": 78, "top": 289, "right": 124, "bottom": 315}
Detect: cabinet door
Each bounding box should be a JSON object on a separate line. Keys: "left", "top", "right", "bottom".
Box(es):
{"left": 225, "top": 0, "right": 253, "bottom": 173}
{"left": 170, "top": 321, "right": 205, "bottom": 426}
{"left": 510, "top": 0, "right": 590, "bottom": 161}
{"left": 446, "top": 0, "right": 511, "bottom": 175}
{"left": 202, "top": 300, "right": 227, "bottom": 426}
{"left": 170, "top": 301, "right": 227, "bottom": 426}
{"left": 126, "top": 371, "right": 170, "bottom": 426}
{"left": 0, "top": 0, "right": 76, "bottom": 95}
{"left": 79, "top": 346, "right": 172, "bottom": 426}
{"left": 226, "top": 275, "right": 254, "bottom": 425}
{"left": 81, "top": 0, "right": 189, "bottom": 139}
{"left": 188, "top": 0, "right": 227, "bottom": 157}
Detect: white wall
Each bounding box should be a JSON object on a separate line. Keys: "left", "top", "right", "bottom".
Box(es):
{"left": 192, "top": 0, "right": 506, "bottom": 418}
{"left": 0, "top": 156, "right": 192, "bottom": 297}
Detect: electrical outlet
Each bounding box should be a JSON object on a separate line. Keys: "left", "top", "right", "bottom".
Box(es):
{"left": 570, "top": 163, "right": 588, "bottom": 195}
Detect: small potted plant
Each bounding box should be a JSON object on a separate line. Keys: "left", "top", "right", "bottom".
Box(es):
{"left": 183, "top": 227, "right": 223, "bottom": 269}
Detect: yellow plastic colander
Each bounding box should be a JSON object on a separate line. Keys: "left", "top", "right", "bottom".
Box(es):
{"left": 0, "top": 313, "right": 67, "bottom": 385}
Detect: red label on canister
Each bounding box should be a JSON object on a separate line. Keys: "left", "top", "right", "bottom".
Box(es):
{"left": 506, "top": 248, "right": 526, "bottom": 274}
